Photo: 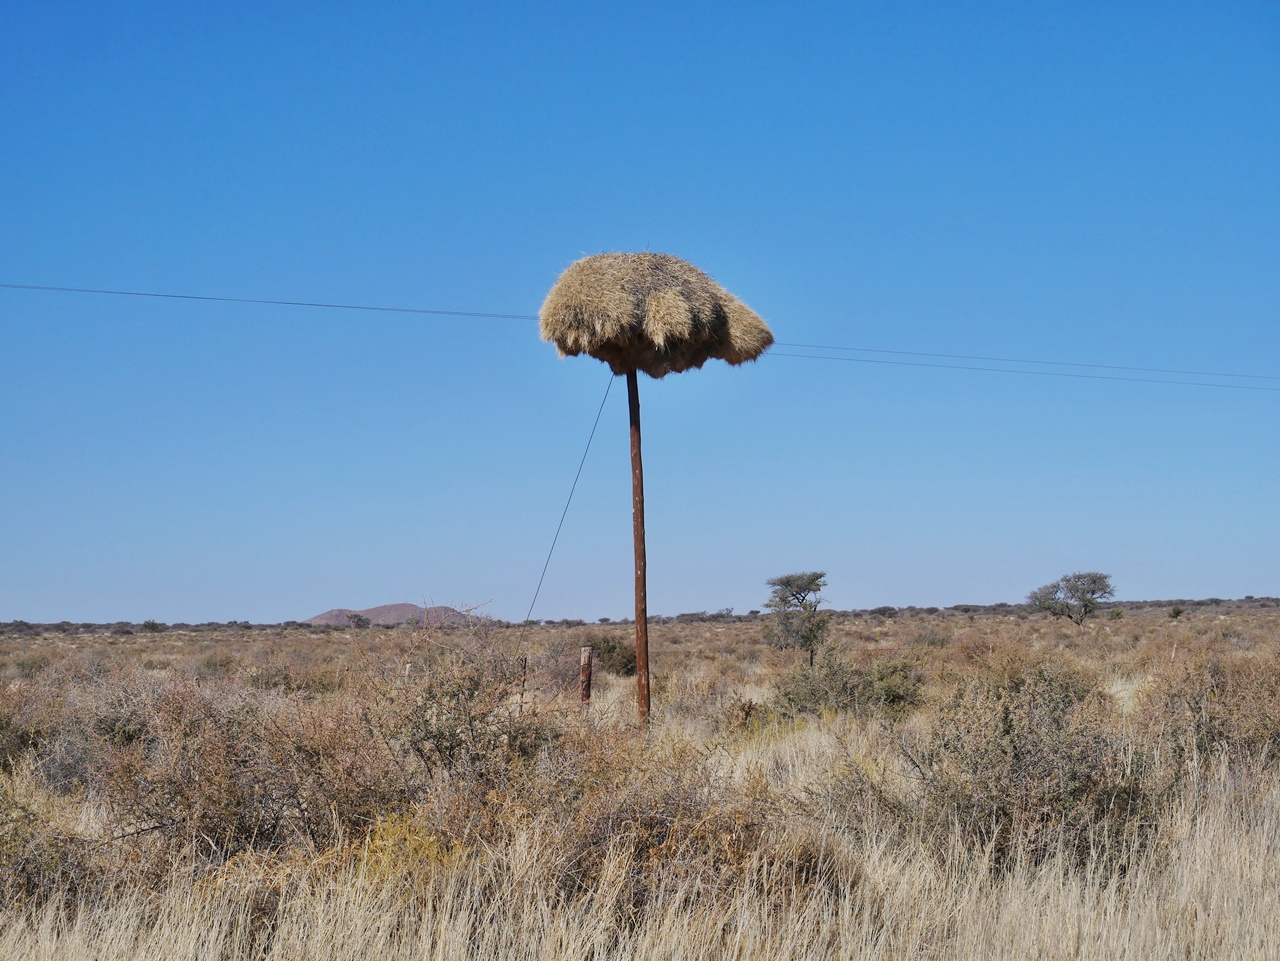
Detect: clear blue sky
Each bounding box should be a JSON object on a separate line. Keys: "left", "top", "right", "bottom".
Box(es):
{"left": 2, "top": 2, "right": 1277, "bottom": 623}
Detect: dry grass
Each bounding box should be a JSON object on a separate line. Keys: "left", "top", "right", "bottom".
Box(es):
{"left": 2, "top": 605, "right": 1279, "bottom": 958}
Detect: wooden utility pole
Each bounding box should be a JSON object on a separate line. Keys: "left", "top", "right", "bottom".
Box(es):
{"left": 540, "top": 255, "right": 772, "bottom": 732}
{"left": 627, "top": 369, "right": 651, "bottom": 726}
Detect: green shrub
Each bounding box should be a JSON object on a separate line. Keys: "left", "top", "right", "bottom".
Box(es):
{"left": 588, "top": 634, "right": 634, "bottom": 680}
{"left": 908, "top": 672, "right": 1162, "bottom": 866}
{"left": 910, "top": 628, "right": 950, "bottom": 648}
{"left": 773, "top": 656, "right": 921, "bottom": 721}
{"left": 586, "top": 633, "right": 637, "bottom": 676}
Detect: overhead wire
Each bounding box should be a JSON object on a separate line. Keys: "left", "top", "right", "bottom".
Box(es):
{"left": 4, "top": 280, "right": 1277, "bottom": 392}
{"left": 0, "top": 282, "right": 536, "bottom": 321}
{"left": 770, "top": 351, "right": 1280, "bottom": 393}
{"left": 774, "top": 341, "right": 1280, "bottom": 382}
{"left": 6, "top": 279, "right": 1274, "bottom": 624}
{"left": 2, "top": 281, "right": 621, "bottom": 628}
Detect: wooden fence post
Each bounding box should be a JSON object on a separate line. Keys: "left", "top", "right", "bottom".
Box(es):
{"left": 580, "top": 646, "right": 593, "bottom": 712}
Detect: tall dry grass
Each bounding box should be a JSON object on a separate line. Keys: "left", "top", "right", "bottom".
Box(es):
{"left": 3, "top": 761, "right": 1277, "bottom": 959}
{"left": 2, "top": 605, "right": 1279, "bottom": 958}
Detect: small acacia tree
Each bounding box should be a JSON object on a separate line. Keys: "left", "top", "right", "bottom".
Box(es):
{"left": 1027, "top": 572, "right": 1115, "bottom": 628}
{"left": 763, "top": 571, "right": 831, "bottom": 668}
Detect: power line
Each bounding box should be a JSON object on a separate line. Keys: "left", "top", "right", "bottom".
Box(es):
{"left": 0, "top": 282, "right": 536, "bottom": 321}
{"left": 775, "top": 341, "right": 1280, "bottom": 383}
{"left": 6, "top": 280, "right": 1276, "bottom": 390}
{"left": 769, "top": 351, "right": 1280, "bottom": 393}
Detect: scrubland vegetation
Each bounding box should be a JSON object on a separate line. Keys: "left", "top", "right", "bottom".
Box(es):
{"left": 2, "top": 600, "right": 1280, "bottom": 959}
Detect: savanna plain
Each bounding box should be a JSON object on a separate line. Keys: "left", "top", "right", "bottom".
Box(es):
{"left": 2, "top": 599, "right": 1279, "bottom": 960}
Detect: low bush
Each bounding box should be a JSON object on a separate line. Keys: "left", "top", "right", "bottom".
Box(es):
{"left": 905, "top": 671, "right": 1165, "bottom": 866}
{"left": 910, "top": 627, "right": 951, "bottom": 648}
{"left": 485, "top": 732, "right": 777, "bottom": 912}
{"left": 0, "top": 780, "right": 97, "bottom": 905}
{"left": 0, "top": 689, "right": 45, "bottom": 772}
{"left": 590, "top": 633, "right": 637, "bottom": 676}
{"left": 399, "top": 647, "right": 555, "bottom": 775}
{"left": 1138, "top": 654, "right": 1280, "bottom": 763}
{"left": 772, "top": 656, "right": 922, "bottom": 721}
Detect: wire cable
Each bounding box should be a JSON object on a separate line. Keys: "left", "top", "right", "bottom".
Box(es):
{"left": 0, "top": 282, "right": 536, "bottom": 321}
{"left": 769, "top": 351, "right": 1280, "bottom": 392}
{"left": 521, "top": 373, "right": 615, "bottom": 626}
{"left": 775, "top": 341, "right": 1280, "bottom": 382}
{"left": 6, "top": 280, "right": 1276, "bottom": 389}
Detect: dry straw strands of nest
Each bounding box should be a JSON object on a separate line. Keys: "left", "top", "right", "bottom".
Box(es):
{"left": 539, "top": 253, "right": 773, "bottom": 378}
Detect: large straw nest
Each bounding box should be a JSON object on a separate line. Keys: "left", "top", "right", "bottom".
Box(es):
{"left": 540, "top": 253, "right": 773, "bottom": 378}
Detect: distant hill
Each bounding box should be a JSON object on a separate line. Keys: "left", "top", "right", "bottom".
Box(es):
{"left": 304, "top": 603, "right": 462, "bottom": 628}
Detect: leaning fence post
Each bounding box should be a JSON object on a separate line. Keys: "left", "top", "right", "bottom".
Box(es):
{"left": 580, "top": 646, "right": 593, "bottom": 712}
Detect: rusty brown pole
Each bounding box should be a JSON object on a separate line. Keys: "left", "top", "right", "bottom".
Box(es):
{"left": 626, "top": 369, "right": 651, "bottom": 727}
{"left": 580, "top": 646, "right": 593, "bottom": 711}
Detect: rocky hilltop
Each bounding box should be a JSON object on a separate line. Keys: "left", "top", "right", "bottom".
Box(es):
{"left": 304, "top": 603, "right": 462, "bottom": 628}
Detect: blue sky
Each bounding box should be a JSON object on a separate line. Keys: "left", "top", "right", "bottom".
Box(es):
{"left": 2, "top": 2, "right": 1277, "bottom": 623}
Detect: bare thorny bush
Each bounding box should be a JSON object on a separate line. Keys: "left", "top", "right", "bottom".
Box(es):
{"left": 767, "top": 621, "right": 1280, "bottom": 875}
{"left": 91, "top": 640, "right": 569, "bottom": 861}
{"left": 0, "top": 625, "right": 564, "bottom": 898}
{"left": 2, "top": 609, "right": 1280, "bottom": 918}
